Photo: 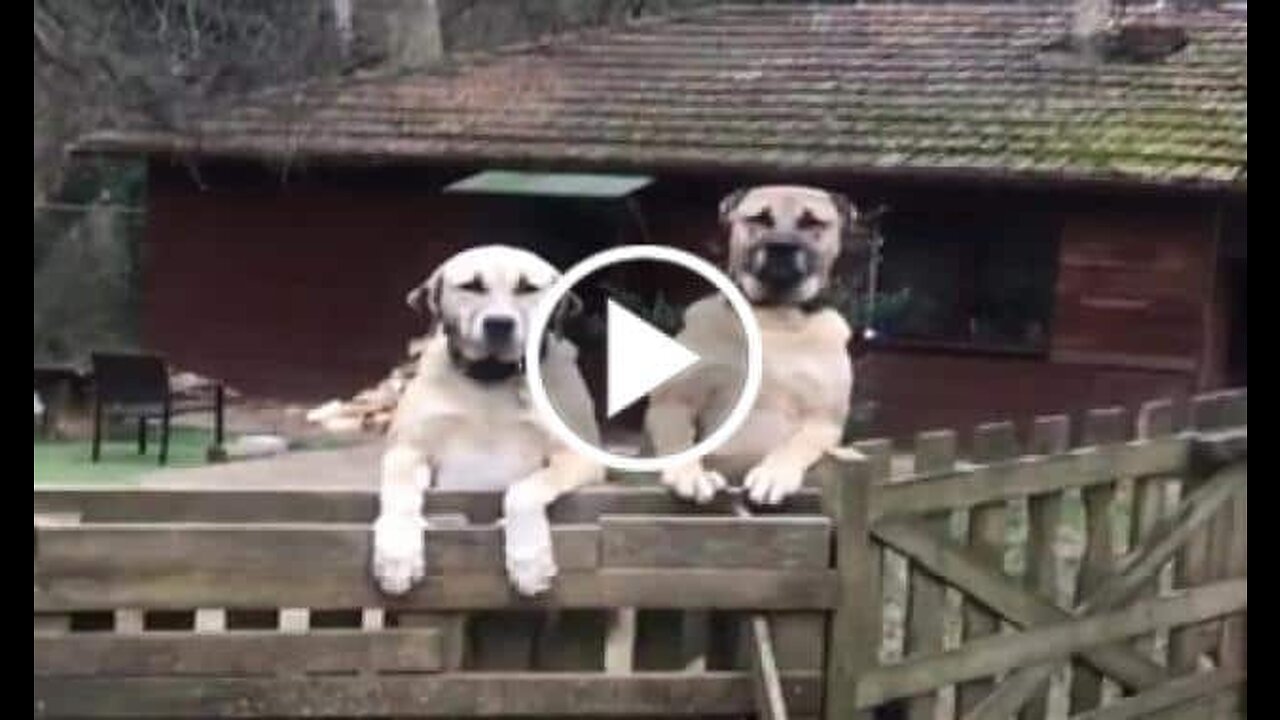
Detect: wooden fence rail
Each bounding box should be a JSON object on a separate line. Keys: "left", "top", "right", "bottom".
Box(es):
{"left": 34, "top": 388, "right": 1246, "bottom": 719}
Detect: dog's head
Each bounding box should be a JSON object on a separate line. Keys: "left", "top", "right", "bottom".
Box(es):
{"left": 406, "top": 245, "right": 579, "bottom": 381}
{"left": 718, "top": 185, "right": 857, "bottom": 307}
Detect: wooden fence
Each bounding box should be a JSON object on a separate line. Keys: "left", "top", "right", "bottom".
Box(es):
{"left": 34, "top": 389, "right": 1246, "bottom": 719}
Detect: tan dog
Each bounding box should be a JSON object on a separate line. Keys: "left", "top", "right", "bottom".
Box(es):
{"left": 646, "top": 185, "right": 858, "bottom": 505}
{"left": 373, "top": 245, "right": 603, "bottom": 597}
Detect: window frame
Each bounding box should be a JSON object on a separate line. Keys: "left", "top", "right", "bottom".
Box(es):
{"left": 861, "top": 209, "right": 1062, "bottom": 357}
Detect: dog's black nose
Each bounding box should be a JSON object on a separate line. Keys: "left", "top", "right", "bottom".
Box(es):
{"left": 482, "top": 316, "right": 517, "bottom": 344}
{"left": 763, "top": 242, "right": 804, "bottom": 264}
{"left": 754, "top": 242, "right": 808, "bottom": 289}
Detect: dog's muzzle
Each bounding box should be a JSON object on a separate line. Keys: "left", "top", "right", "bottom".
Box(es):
{"left": 482, "top": 316, "right": 517, "bottom": 347}
{"left": 473, "top": 312, "right": 522, "bottom": 356}
{"left": 749, "top": 241, "right": 812, "bottom": 291}
{"left": 448, "top": 341, "right": 524, "bottom": 383}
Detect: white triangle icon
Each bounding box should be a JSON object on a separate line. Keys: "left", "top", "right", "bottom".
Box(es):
{"left": 606, "top": 299, "right": 700, "bottom": 418}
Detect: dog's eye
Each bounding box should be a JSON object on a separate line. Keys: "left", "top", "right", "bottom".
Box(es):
{"left": 514, "top": 276, "right": 541, "bottom": 295}
{"left": 797, "top": 211, "right": 828, "bottom": 232}
{"left": 458, "top": 276, "right": 487, "bottom": 293}
{"left": 745, "top": 209, "right": 774, "bottom": 229}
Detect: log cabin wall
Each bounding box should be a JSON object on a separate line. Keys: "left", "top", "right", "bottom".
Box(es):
{"left": 139, "top": 161, "right": 1235, "bottom": 440}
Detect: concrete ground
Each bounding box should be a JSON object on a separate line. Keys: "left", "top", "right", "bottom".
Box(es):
{"left": 140, "top": 440, "right": 384, "bottom": 489}
{"left": 122, "top": 397, "right": 385, "bottom": 489}
{"left": 136, "top": 397, "right": 918, "bottom": 489}
{"left": 141, "top": 438, "right": 916, "bottom": 490}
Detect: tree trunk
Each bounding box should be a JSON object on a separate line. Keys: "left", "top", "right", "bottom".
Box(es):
{"left": 1073, "top": 0, "right": 1111, "bottom": 60}
{"left": 387, "top": 0, "right": 444, "bottom": 69}
{"left": 332, "top": 0, "right": 354, "bottom": 57}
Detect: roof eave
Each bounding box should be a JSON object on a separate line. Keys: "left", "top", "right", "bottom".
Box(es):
{"left": 71, "top": 131, "right": 1247, "bottom": 197}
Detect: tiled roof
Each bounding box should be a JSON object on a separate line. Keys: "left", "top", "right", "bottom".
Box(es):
{"left": 75, "top": 3, "right": 1247, "bottom": 189}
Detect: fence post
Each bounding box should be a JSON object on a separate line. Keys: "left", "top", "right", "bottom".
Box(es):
{"left": 819, "top": 448, "right": 876, "bottom": 720}
{"left": 1172, "top": 389, "right": 1246, "bottom": 673}
{"left": 904, "top": 429, "right": 957, "bottom": 720}
{"left": 960, "top": 420, "right": 1019, "bottom": 714}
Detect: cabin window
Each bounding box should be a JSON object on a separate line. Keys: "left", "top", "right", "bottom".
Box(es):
{"left": 871, "top": 211, "right": 1059, "bottom": 353}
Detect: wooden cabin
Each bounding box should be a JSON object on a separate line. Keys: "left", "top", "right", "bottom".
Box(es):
{"left": 73, "top": 3, "right": 1247, "bottom": 441}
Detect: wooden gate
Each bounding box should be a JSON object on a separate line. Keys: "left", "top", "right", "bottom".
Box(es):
{"left": 34, "top": 389, "right": 1245, "bottom": 719}
{"left": 826, "top": 389, "right": 1247, "bottom": 720}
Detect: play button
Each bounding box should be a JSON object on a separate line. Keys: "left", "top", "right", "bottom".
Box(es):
{"left": 525, "top": 245, "right": 761, "bottom": 472}
{"left": 605, "top": 300, "right": 700, "bottom": 418}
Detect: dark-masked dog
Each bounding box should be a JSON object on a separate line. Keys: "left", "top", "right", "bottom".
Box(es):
{"left": 646, "top": 185, "right": 860, "bottom": 506}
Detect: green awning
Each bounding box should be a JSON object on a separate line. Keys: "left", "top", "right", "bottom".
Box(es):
{"left": 444, "top": 170, "right": 653, "bottom": 199}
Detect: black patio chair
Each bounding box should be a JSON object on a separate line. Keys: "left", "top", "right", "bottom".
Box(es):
{"left": 89, "top": 352, "right": 225, "bottom": 465}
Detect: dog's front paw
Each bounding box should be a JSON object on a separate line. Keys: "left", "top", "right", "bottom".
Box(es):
{"left": 506, "top": 543, "right": 558, "bottom": 597}
{"left": 744, "top": 459, "right": 807, "bottom": 506}
{"left": 660, "top": 462, "right": 727, "bottom": 504}
{"left": 503, "top": 482, "right": 558, "bottom": 597}
{"left": 372, "top": 513, "right": 426, "bottom": 595}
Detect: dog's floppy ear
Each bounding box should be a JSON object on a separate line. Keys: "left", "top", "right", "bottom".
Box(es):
{"left": 405, "top": 266, "right": 446, "bottom": 333}
{"left": 827, "top": 190, "right": 865, "bottom": 260}
{"left": 718, "top": 187, "right": 750, "bottom": 226}
{"left": 827, "top": 190, "right": 858, "bottom": 231}
{"left": 550, "top": 290, "right": 584, "bottom": 337}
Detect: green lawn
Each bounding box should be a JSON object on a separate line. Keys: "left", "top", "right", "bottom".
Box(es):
{"left": 34, "top": 427, "right": 216, "bottom": 485}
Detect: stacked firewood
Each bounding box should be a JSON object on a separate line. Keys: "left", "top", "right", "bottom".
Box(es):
{"left": 305, "top": 335, "right": 429, "bottom": 435}
{"left": 170, "top": 369, "right": 242, "bottom": 398}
